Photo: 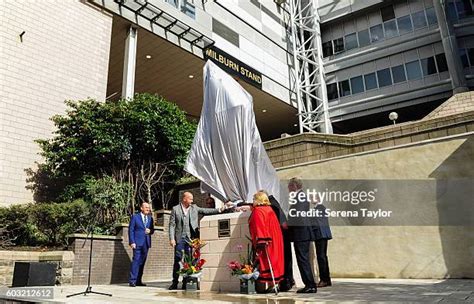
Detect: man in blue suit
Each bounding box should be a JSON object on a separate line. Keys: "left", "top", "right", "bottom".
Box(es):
{"left": 311, "top": 202, "right": 332, "bottom": 287}
{"left": 129, "top": 201, "right": 154, "bottom": 287}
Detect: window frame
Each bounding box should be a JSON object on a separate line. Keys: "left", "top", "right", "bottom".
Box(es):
{"left": 406, "top": 60, "right": 423, "bottom": 80}
{"left": 364, "top": 72, "right": 378, "bottom": 91}
{"left": 369, "top": 24, "right": 385, "bottom": 43}
{"left": 376, "top": 68, "right": 393, "bottom": 87}
{"left": 333, "top": 37, "right": 345, "bottom": 54}
{"left": 420, "top": 56, "right": 438, "bottom": 76}
{"left": 411, "top": 10, "right": 428, "bottom": 30}
{"left": 350, "top": 75, "right": 365, "bottom": 95}
{"left": 391, "top": 64, "right": 407, "bottom": 83}
{"left": 338, "top": 79, "right": 352, "bottom": 97}
{"left": 326, "top": 82, "right": 339, "bottom": 101}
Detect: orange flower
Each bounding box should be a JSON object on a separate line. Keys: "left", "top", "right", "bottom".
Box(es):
{"left": 242, "top": 265, "right": 253, "bottom": 274}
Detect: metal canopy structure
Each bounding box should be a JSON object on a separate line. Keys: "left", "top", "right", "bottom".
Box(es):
{"left": 283, "top": 0, "right": 333, "bottom": 134}
{"left": 113, "top": 0, "right": 214, "bottom": 49}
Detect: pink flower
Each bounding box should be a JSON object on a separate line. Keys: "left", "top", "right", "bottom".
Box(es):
{"left": 227, "top": 260, "right": 241, "bottom": 270}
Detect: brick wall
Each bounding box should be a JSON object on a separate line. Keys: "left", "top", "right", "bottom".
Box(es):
{"left": 264, "top": 110, "right": 474, "bottom": 168}
{"left": 424, "top": 91, "right": 474, "bottom": 120}
{"left": 177, "top": 181, "right": 208, "bottom": 208}
{"left": 0, "top": 0, "right": 113, "bottom": 206}
{"left": 69, "top": 225, "right": 174, "bottom": 285}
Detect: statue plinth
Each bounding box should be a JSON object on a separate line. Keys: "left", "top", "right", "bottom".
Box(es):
{"left": 199, "top": 212, "right": 251, "bottom": 292}
{"left": 200, "top": 211, "right": 306, "bottom": 292}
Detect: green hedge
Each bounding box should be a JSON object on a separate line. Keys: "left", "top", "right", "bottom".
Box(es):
{"left": 0, "top": 200, "right": 90, "bottom": 248}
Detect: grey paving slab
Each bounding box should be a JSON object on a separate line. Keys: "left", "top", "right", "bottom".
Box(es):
{"left": 0, "top": 279, "right": 472, "bottom": 303}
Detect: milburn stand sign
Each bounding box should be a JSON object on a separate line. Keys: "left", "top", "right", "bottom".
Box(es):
{"left": 204, "top": 46, "right": 263, "bottom": 89}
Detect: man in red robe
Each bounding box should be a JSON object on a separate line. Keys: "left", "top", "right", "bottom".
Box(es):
{"left": 249, "top": 191, "right": 284, "bottom": 290}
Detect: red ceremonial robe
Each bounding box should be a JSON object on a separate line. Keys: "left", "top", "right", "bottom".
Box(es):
{"left": 249, "top": 205, "right": 284, "bottom": 283}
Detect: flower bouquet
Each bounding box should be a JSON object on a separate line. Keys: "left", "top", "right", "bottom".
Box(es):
{"left": 178, "top": 237, "right": 206, "bottom": 291}
{"left": 227, "top": 243, "right": 259, "bottom": 294}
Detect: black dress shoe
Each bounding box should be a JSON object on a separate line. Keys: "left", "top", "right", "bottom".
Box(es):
{"left": 168, "top": 283, "right": 178, "bottom": 290}
{"left": 136, "top": 282, "right": 147, "bottom": 286}
{"left": 317, "top": 281, "right": 332, "bottom": 287}
{"left": 279, "top": 279, "right": 295, "bottom": 292}
{"left": 129, "top": 283, "right": 136, "bottom": 287}
{"left": 296, "top": 286, "right": 317, "bottom": 293}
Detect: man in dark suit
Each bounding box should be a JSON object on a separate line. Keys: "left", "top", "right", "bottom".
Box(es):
{"left": 168, "top": 192, "right": 222, "bottom": 290}
{"left": 312, "top": 202, "right": 332, "bottom": 287}
{"left": 287, "top": 178, "right": 317, "bottom": 293}
{"left": 128, "top": 201, "right": 154, "bottom": 287}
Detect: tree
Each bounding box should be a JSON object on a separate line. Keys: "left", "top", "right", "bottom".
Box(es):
{"left": 28, "top": 93, "right": 197, "bottom": 209}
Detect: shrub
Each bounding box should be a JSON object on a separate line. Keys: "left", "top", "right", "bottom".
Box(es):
{"left": 84, "top": 176, "right": 132, "bottom": 234}
{"left": 28, "top": 93, "right": 197, "bottom": 205}
{"left": 0, "top": 200, "right": 90, "bottom": 248}
{"left": 32, "top": 200, "right": 89, "bottom": 246}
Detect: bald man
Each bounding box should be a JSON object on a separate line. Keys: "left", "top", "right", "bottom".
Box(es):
{"left": 168, "top": 192, "right": 222, "bottom": 290}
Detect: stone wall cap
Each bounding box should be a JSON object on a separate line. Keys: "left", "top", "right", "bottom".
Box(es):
{"left": 67, "top": 234, "right": 123, "bottom": 240}
{"left": 0, "top": 250, "right": 74, "bottom": 260}
{"left": 156, "top": 210, "right": 172, "bottom": 214}
{"left": 200, "top": 211, "right": 251, "bottom": 222}
{"left": 116, "top": 223, "right": 165, "bottom": 231}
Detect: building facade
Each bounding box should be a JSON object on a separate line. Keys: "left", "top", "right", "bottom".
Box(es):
{"left": 0, "top": 0, "right": 473, "bottom": 205}
{"left": 320, "top": 0, "right": 474, "bottom": 132}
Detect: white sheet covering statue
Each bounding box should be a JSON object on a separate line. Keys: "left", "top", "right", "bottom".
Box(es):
{"left": 184, "top": 60, "right": 280, "bottom": 204}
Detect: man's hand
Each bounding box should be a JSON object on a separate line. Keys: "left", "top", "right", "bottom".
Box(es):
{"left": 145, "top": 228, "right": 151, "bottom": 234}
{"left": 225, "top": 201, "right": 235, "bottom": 209}
{"left": 236, "top": 205, "right": 251, "bottom": 212}
{"left": 130, "top": 243, "right": 136, "bottom": 249}
{"left": 170, "top": 239, "right": 176, "bottom": 247}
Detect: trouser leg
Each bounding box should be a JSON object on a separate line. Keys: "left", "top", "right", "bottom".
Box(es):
{"left": 293, "top": 241, "right": 316, "bottom": 288}
{"left": 315, "top": 239, "right": 330, "bottom": 283}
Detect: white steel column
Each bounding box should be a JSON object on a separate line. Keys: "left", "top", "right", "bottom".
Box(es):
{"left": 286, "top": 0, "right": 333, "bottom": 133}
{"left": 122, "top": 26, "right": 138, "bottom": 99}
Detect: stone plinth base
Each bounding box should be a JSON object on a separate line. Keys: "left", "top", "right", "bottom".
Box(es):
{"left": 200, "top": 212, "right": 251, "bottom": 292}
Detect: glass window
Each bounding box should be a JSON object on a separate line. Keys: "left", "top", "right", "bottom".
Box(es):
{"left": 435, "top": 53, "right": 448, "bottom": 72}
{"left": 350, "top": 76, "right": 365, "bottom": 94}
{"left": 425, "top": 7, "right": 438, "bottom": 25}
{"left": 345, "top": 33, "right": 358, "bottom": 50}
{"left": 384, "top": 20, "right": 398, "bottom": 38}
{"left": 397, "top": 15, "right": 413, "bottom": 35}
{"left": 391, "top": 65, "right": 407, "bottom": 83}
{"left": 333, "top": 38, "right": 344, "bottom": 53}
{"left": 364, "top": 73, "right": 378, "bottom": 90}
{"left": 370, "top": 24, "right": 384, "bottom": 43}
{"left": 447, "top": 2, "right": 458, "bottom": 21}
{"left": 412, "top": 11, "right": 427, "bottom": 29}
{"left": 165, "top": 0, "right": 178, "bottom": 8}
{"left": 421, "top": 56, "right": 437, "bottom": 76}
{"left": 468, "top": 48, "right": 474, "bottom": 67}
{"left": 358, "top": 29, "right": 370, "bottom": 47}
{"left": 327, "top": 83, "right": 339, "bottom": 100}
{"left": 406, "top": 60, "right": 422, "bottom": 80}
{"left": 181, "top": 0, "right": 196, "bottom": 19}
{"left": 377, "top": 68, "right": 393, "bottom": 87}
{"left": 323, "top": 41, "right": 333, "bottom": 58}
{"left": 455, "top": 0, "right": 474, "bottom": 18}
{"left": 460, "top": 48, "right": 470, "bottom": 67}
{"left": 339, "top": 80, "right": 351, "bottom": 97}
{"left": 381, "top": 5, "right": 395, "bottom": 22}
